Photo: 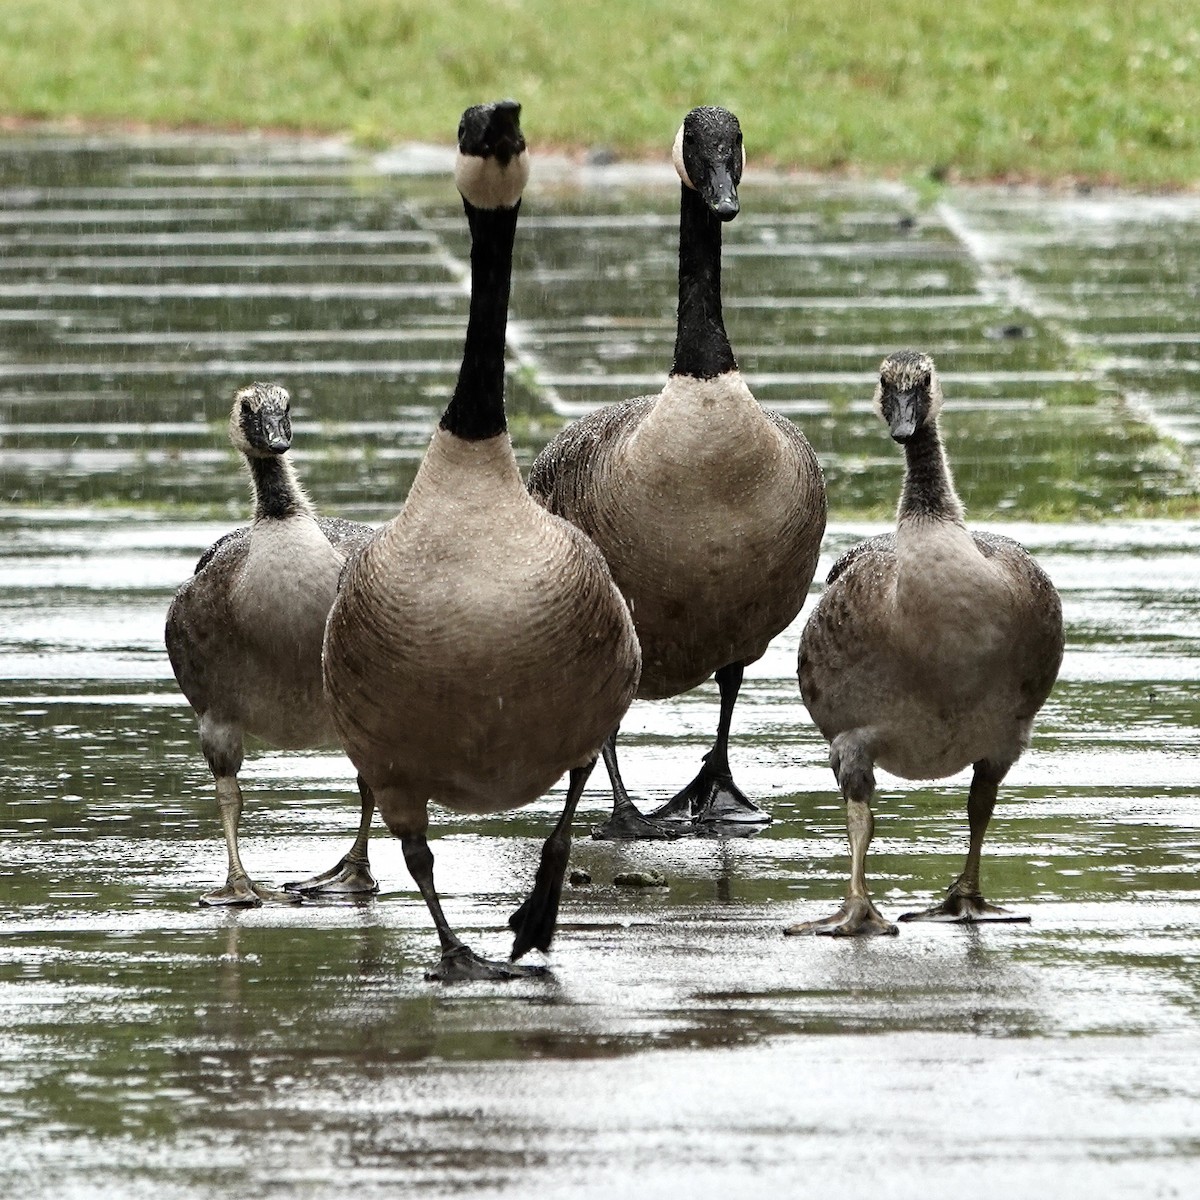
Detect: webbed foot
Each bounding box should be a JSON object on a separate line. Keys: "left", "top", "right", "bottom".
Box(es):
{"left": 647, "top": 764, "right": 772, "bottom": 831}
{"left": 898, "top": 889, "right": 1029, "bottom": 924}
{"left": 426, "top": 944, "right": 550, "bottom": 983}
{"left": 283, "top": 855, "right": 378, "bottom": 897}
{"left": 784, "top": 896, "right": 898, "bottom": 938}
{"left": 200, "top": 874, "right": 302, "bottom": 908}
{"left": 591, "top": 798, "right": 679, "bottom": 841}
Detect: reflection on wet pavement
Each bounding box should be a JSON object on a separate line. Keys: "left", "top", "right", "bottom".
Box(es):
{"left": 0, "top": 135, "right": 1194, "bottom": 517}
{"left": 1, "top": 136, "right": 1199, "bottom": 1196}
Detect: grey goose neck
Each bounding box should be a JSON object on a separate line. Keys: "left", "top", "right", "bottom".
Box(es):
{"left": 438, "top": 201, "right": 520, "bottom": 442}
{"left": 898, "top": 422, "right": 963, "bottom": 523}
{"left": 670, "top": 183, "right": 737, "bottom": 381}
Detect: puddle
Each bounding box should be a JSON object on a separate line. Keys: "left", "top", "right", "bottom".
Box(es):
{"left": 4, "top": 511, "right": 1200, "bottom": 1196}
{"left": 1, "top": 136, "right": 1199, "bottom": 1196}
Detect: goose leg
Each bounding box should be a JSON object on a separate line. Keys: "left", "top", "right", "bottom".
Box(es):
{"left": 201, "top": 775, "right": 301, "bottom": 907}
{"left": 590, "top": 728, "right": 678, "bottom": 841}
{"left": 396, "top": 826, "right": 548, "bottom": 983}
{"left": 648, "top": 662, "right": 771, "bottom": 830}
{"left": 285, "top": 775, "right": 379, "bottom": 896}
{"left": 899, "top": 759, "right": 1029, "bottom": 924}
{"left": 509, "top": 759, "right": 594, "bottom": 959}
{"left": 784, "top": 732, "right": 896, "bottom": 937}
{"left": 197, "top": 719, "right": 298, "bottom": 907}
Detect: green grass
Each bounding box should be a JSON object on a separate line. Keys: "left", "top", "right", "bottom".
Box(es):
{"left": 0, "top": 0, "right": 1198, "bottom": 184}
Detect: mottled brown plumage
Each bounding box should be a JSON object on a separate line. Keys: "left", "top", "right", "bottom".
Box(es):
{"left": 165, "top": 383, "right": 378, "bottom": 907}
{"left": 787, "top": 351, "right": 1064, "bottom": 937}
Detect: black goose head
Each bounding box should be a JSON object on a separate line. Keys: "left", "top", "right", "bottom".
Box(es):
{"left": 672, "top": 106, "right": 744, "bottom": 222}
{"left": 874, "top": 350, "right": 943, "bottom": 444}
{"left": 229, "top": 382, "right": 292, "bottom": 458}
{"left": 454, "top": 99, "right": 529, "bottom": 210}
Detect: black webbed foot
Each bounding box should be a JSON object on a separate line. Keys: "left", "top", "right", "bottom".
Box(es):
{"left": 591, "top": 798, "right": 680, "bottom": 841}
{"left": 426, "top": 944, "right": 550, "bottom": 983}
{"left": 647, "top": 758, "right": 771, "bottom": 832}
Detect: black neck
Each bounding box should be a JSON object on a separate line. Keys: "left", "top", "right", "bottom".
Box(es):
{"left": 249, "top": 455, "right": 304, "bottom": 520}
{"left": 670, "top": 184, "right": 737, "bottom": 380}
{"left": 439, "top": 201, "right": 519, "bottom": 441}
{"left": 898, "top": 422, "right": 963, "bottom": 523}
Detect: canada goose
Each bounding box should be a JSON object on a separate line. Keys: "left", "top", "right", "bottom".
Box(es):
{"left": 528, "top": 106, "right": 826, "bottom": 839}
{"left": 165, "top": 382, "right": 378, "bottom": 906}
{"left": 785, "top": 350, "right": 1064, "bottom": 937}
{"left": 322, "top": 101, "right": 640, "bottom": 982}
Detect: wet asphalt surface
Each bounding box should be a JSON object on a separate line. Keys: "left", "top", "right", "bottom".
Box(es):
{"left": 1, "top": 134, "right": 1199, "bottom": 1196}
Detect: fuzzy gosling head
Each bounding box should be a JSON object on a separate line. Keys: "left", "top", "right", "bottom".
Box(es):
{"left": 454, "top": 99, "right": 529, "bottom": 211}
{"left": 873, "top": 350, "right": 943, "bottom": 444}
{"left": 229, "top": 382, "right": 292, "bottom": 458}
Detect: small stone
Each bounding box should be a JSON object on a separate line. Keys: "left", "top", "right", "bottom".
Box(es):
{"left": 568, "top": 869, "right": 592, "bottom": 886}
{"left": 613, "top": 870, "right": 668, "bottom": 888}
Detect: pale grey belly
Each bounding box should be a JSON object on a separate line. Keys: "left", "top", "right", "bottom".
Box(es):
{"left": 238, "top": 671, "right": 338, "bottom": 751}
{"left": 872, "top": 702, "right": 1026, "bottom": 781}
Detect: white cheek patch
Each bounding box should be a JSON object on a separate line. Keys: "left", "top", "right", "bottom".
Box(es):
{"left": 672, "top": 124, "right": 694, "bottom": 189}
{"left": 454, "top": 150, "right": 530, "bottom": 210}
{"left": 672, "top": 124, "right": 745, "bottom": 190}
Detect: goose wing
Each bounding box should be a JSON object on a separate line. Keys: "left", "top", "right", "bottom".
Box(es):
{"left": 317, "top": 516, "right": 374, "bottom": 559}
{"left": 971, "top": 531, "right": 1064, "bottom": 715}
{"left": 192, "top": 525, "right": 249, "bottom": 575}
{"left": 527, "top": 396, "right": 655, "bottom": 521}
{"left": 826, "top": 532, "right": 896, "bottom": 586}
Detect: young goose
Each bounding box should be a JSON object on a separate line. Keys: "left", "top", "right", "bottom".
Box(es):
{"left": 785, "top": 350, "right": 1064, "bottom": 937}
{"left": 321, "top": 101, "right": 640, "bottom": 982}
{"left": 165, "top": 382, "right": 378, "bottom": 906}
{"left": 528, "top": 106, "right": 826, "bottom": 839}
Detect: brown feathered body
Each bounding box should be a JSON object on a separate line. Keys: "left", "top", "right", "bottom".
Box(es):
{"left": 801, "top": 493, "right": 1063, "bottom": 781}
{"left": 324, "top": 429, "right": 640, "bottom": 823}
{"left": 167, "top": 477, "right": 371, "bottom": 761}
{"left": 529, "top": 371, "right": 825, "bottom": 700}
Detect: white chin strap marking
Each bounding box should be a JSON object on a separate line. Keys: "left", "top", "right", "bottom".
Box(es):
{"left": 454, "top": 150, "right": 530, "bottom": 210}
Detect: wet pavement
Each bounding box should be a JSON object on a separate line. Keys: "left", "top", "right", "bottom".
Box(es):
{"left": 1, "top": 135, "right": 1199, "bottom": 1196}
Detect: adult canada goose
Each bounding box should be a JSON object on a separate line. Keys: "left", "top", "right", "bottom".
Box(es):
{"left": 322, "top": 101, "right": 640, "bottom": 982}
{"left": 785, "top": 350, "right": 1063, "bottom": 937}
{"left": 528, "top": 106, "right": 826, "bottom": 839}
{"left": 165, "top": 382, "right": 378, "bottom": 906}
